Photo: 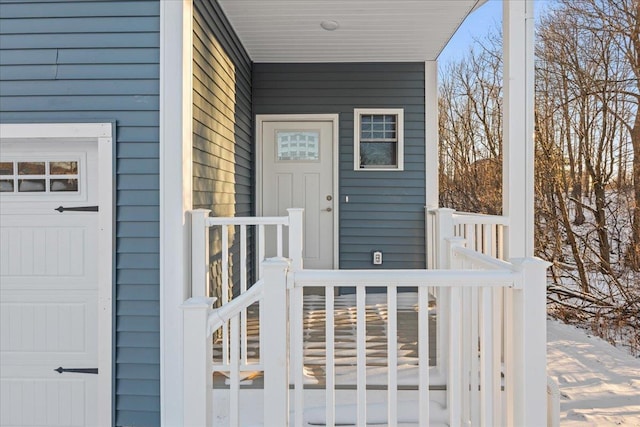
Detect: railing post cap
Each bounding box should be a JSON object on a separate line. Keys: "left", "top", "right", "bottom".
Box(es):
{"left": 190, "top": 208, "right": 211, "bottom": 215}
{"left": 286, "top": 207, "right": 304, "bottom": 213}
{"left": 446, "top": 236, "right": 466, "bottom": 247}
{"left": 180, "top": 296, "right": 216, "bottom": 310}
{"left": 510, "top": 256, "right": 552, "bottom": 270}
{"left": 262, "top": 257, "right": 289, "bottom": 265}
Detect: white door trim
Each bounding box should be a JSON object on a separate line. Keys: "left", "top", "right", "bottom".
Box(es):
{"left": 256, "top": 114, "right": 340, "bottom": 268}
{"left": 0, "top": 121, "right": 114, "bottom": 426}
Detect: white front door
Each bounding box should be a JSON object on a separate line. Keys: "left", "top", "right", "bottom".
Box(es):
{"left": 261, "top": 119, "right": 336, "bottom": 269}
{"left": 0, "top": 130, "right": 110, "bottom": 427}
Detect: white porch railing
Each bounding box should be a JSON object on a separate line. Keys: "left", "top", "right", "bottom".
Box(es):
{"left": 191, "top": 209, "right": 303, "bottom": 382}
{"left": 183, "top": 208, "right": 549, "bottom": 426}
{"left": 426, "top": 208, "right": 509, "bottom": 268}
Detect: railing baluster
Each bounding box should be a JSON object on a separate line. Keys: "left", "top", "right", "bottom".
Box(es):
{"left": 258, "top": 224, "right": 265, "bottom": 278}
{"left": 258, "top": 224, "right": 265, "bottom": 362}
{"left": 418, "top": 286, "right": 430, "bottom": 427}
{"left": 357, "top": 286, "right": 367, "bottom": 426}
{"left": 240, "top": 225, "right": 248, "bottom": 365}
{"left": 471, "top": 286, "right": 480, "bottom": 425}
{"left": 497, "top": 225, "right": 504, "bottom": 260}
{"left": 449, "top": 287, "right": 462, "bottom": 427}
{"left": 467, "top": 224, "right": 476, "bottom": 253}
{"left": 461, "top": 286, "right": 471, "bottom": 424}
{"left": 326, "top": 286, "right": 335, "bottom": 427}
{"left": 480, "top": 287, "right": 495, "bottom": 427}
{"left": 276, "top": 223, "right": 283, "bottom": 257}
{"left": 387, "top": 285, "right": 398, "bottom": 426}
{"left": 504, "top": 287, "right": 515, "bottom": 426}
{"left": 222, "top": 225, "right": 230, "bottom": 365}
{"left": 292, "top": 286, "right": 304, "bottom": 427}
{"left": 493, "top": 287, "right": 504, "bottom": 426}
{"left": 230, "top": 314, "right": 240, "bottom": 426}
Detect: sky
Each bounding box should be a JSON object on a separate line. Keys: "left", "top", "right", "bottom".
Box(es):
{"left": 438, "top": 0, "right": 556, "bottom": 68}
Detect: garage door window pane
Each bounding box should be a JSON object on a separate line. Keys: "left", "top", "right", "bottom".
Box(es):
{"left": 18, "top": 162, "right": 45, "bottom": 175}
{"left": 0, "top": 162, "right": 13, "bottom": 175}
{"left": 50, "top": 179, "right": 78, "bottom": 192}
{"left": 50, "top": 161, "right": 78, "bottom": 175}
{"left": 0, "top": 180, "right": 14, "bottom": 192}
{"left": 18, "top": 179, "right": 46, "bottom": 192}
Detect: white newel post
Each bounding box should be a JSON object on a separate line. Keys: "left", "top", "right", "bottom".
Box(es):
{"left": 287, "top": 208, "right": 304, "bottom": 271}
{"left": 181, "top": 296, "right": 215, "bottom": 427}
{"left": 510, "top": 257, "right": 550, "bottom": 427}
{"left": 446, "top": 238, "right": 466, "bottom": 427}
{"left": 435, "top": 208, "right": 455, "bottom": 269}
{"left": 190, "top": 209, "right": 211, "bottom": 298}
{"left": 262, "top": 258, "right": 291, "bottom": 426}
{"left": 434, "top": 209, "right": 455, "bottom": 385}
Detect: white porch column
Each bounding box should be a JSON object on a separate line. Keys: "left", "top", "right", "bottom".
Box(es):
{"left": 425, "top": 60, "right": 439, "bottom": 209}
{"left": 160, "top": 0, "right": 193, "bottom": 425}
{"left": 503, "top": 0, "right": 535, "bottom": 259}
{"left": 503, "top": 2, "right": 542, "bottom": 426}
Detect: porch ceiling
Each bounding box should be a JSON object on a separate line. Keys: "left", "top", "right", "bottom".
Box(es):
{"left": 216, "top": 0, "right": 486, "bottom": 63}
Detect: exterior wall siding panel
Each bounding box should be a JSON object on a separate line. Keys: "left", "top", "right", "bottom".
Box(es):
{"left": 253, "top": 62, "right": 426, "bottom": 269}
{"left": 0, "top": 0, "right": 161, "bottom": 425}
{"left": 193, "top": 0, "right": 254, "bottom": 296}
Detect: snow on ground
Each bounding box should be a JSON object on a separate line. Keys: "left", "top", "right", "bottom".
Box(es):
{"left": 547, "top": 318, "right": 640, "bottom": 426}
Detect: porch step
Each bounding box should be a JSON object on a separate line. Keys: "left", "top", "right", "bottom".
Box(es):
{"left": 304, "top": 399, "right": 447, "bottom": 426}
{"left": 212, "top": 388, "right": 448, "bottom": 426}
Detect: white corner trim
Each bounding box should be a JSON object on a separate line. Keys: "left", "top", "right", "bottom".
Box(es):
{"left": 159, "top": 0, "right": 193, "bottom": 426}
{"left": 255, "top": 114, "right": 340, "bottom": 268}
{"left": 0, "top": 121, "right": 114, "bottom": 427}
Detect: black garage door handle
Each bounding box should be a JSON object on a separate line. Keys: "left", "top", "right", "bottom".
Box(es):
{"left": 54, "top": 205, "right": 99, "bottom": 213}
{"left": 54, "top": 367, "right": 99, "bottom": 374}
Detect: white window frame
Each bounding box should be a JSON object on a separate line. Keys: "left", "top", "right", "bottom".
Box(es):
{"left": 353, "top": 108, "right": 404, "bottom": 171}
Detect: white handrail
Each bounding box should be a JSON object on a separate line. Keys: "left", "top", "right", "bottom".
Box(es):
{"left": 206, "top": 216, "right": 289, "bottom": 226}
{"left": 293, "top": 268, "right": 517, "bottom": 288}
{"left": 207, "top": 280, "right": 264, "bottom": 335}
{"left": 452, "top": 211, "right": 510, "bottom": 226}
{"left": 451, "top": 245, "right": 518, "bottom": 272}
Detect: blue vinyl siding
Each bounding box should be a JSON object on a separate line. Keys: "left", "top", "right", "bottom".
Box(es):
{"left": 253, "top": 63, "right": 426, "bottom": 269}
{"left": 0, "top": 0, "right": 161, "bottom": 425}
{"left": 193, "top": 0, "right": 254, "bottom": 295}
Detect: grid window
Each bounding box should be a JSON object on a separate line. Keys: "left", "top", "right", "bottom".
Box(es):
{"left": 354, "top": 109, "right": 404, "bottom": 170}
{"left": 0, "top": 159, "right": 80, "bottom": 194}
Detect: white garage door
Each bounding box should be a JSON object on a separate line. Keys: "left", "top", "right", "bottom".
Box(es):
{"left": 0, "top": 125, "right": 112, "bottom": 427}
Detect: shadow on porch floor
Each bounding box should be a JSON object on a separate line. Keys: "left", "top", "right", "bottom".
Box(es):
{"left": 212, "top": 291, "right": 439, "bottom": 389}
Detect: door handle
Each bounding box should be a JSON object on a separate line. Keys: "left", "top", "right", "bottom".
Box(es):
{"left": 324, "top": 207, "right": 332, "bottom": 212}
{"left": 54, "top": 366, "right": 98, "bottom": 374}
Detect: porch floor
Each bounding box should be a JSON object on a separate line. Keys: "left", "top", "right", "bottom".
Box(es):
{"left": 212, "top": 292, "right": 438, "bottom": 389}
